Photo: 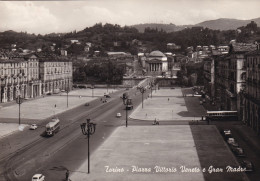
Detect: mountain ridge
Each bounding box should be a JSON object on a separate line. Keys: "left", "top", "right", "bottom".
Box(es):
{"left": 132, "top": 17, "right": 260, "bottom": 32}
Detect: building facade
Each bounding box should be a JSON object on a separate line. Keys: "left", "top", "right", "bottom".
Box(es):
{"left": 0, "top": 54, "right": 73, "bottom": 103}
{"left": 244, "top": 49, "right": 260, "bottom": 134}
{"left": 145, "top": 51, "right": 168, "bottom": 76}
{"left": 39, "top": 59, "right": 73, "bottom": 94}
{"left": 203, "top": 58, "right": 215, "bottom": 98}
{"left": 214, "top": 42, "right": 257, "bottom": 114}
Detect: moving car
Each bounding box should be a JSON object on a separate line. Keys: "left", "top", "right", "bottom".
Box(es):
{"left": 32, "top": 174, "right": 45, "bottom": 181}
{"left": 240, "top": 160, "right": 254, "bottom": 172}
{"left": 116, "top": 113, "right": 122, "bottom": 117}
{"left": 30, "top": 124, "right": 38, "bottom": 130}
{"left": 104, "top": 94, "right": 111, "bottom": 98}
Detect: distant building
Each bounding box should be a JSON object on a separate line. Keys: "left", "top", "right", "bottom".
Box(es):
{"left": 167, "top": 43, "right": 181, "bottom": 50}
{"left": 70, "top": 40, "right": 79, "bottom": 44}
{"left": 61, "top": 50, "right": 67, "bottom": 56}
{"left": 145, "top": 50, "right": 168, "bottom": 76}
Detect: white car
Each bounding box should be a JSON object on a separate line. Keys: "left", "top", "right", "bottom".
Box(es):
{"left": 30, "top": 124, "right": 38, "bottom": 130}
{"left": 116, "top": 113, "right": 122, "bottom": 117}
{"left": 32, "top": 174, "right": 45, "bottom": 181}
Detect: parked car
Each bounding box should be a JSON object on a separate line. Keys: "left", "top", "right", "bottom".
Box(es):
{"left": 46, "top": 92, "right": 52, "bottom": 95}
{"left": 30, "top": 124, "right": 38, "bottom": 130}
{"left": 229, "top": 141, "right": 239, "bottom": 147}
{"left": 232, "top": 147, "right": 245, "bottom": 157}
{"left": 227, "top": 138, "right": 236, "bottom": 144}
{"left": 223, "top": 130, "right": 232, "bottom": 140}
{"left": 85, "top": 103, "right": 90, "bottom": 106}
{"left": 116, "top": 113, "right": 122, "bottom": 117}
{"left": 240, "top": 160, "right": 254, "bottom": 172}
{"left": 32, "top": 174, "right": 45, "bottom": 181}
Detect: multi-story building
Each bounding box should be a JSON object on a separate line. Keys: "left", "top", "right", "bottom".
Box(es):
{"left": 214, "top": 42, "right": 257, "bottom": 118}
{"left": 203, "top": 58, "right": 215, "bottom": 98}
{"left": 0, "top": 53, "right": 73, "bottom": 103}
{"left": 244, "top": 47, "right": 260, "bottom": 134}
{"left": 39, "top": 57, "right": 73, "bottom": 94}
{"left": 0, "top": 58, "right": 28, "bottom": 102}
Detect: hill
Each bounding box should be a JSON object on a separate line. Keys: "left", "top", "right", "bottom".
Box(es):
{"left": 132, "top": 17, "right": 260, "bottom": 32}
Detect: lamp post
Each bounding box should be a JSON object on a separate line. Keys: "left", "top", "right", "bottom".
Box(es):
{"left": 16, "top": 95, "right": 23, "bottom": 125}
{"left": 122, "top": 98, "right": 131, "bottom": 127}
{"left": 80, "top": 119, "right": 96, "bottom": 174}
{"left": 66, "top": 88, "right": 69, "bottom": 108}
{"left": 139, "top": 87, "right": 146, "bottom": 108}
{"left": 91, "top": 84, "right": 94, "bottom": 98}
{"left": 150, "top": 82, "right": 154, "bottom": 98}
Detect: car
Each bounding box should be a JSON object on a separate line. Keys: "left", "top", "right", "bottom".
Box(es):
{"left": 223, "top": 129, "right": 231, "bottom": 134}
{"left": 32, "top": 174, "right": 45, "bottom": 181}
{"left": 85, "top": 103, "right": 90, "bottom": 106}
{"left": 116, "top": 113, "right": 122, "bottom": 117}
{"left": 30, "top": 124, "right": 38, "bottom": 130}
{"left": 240, "top": 160, "right": 254, "bottom": 172}
{"left": 104, "top": 94, "right": 111, "bottom": 98}
{"left": 227, "top": 138, "right": 236, "bottom": 144}
{"left": 229, "top": 141, "right": 239, "bottom": 147}
{"left": 46, "top": 92, "right": 52, "bottom": 95}
{"left": 232, "top": 147, "right": 245, "bottom": 157}
{"left": 223, "top": 130, "right": 232, "bottom": 140}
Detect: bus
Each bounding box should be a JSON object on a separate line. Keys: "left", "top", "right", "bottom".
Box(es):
{"left": 206, "top": 111, "right": 238, "bottom": 121}
{"left": 45, "top": 118, "right": 60, "bottom": 136}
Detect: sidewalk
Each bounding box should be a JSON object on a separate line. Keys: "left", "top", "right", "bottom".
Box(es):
{"left": 71, "top": 125, "right": 205, "bottom": 181}
{"left": 0, "top": 88, "right": 119, "bottom": 120}
{"left": 129, "top": 88, "right": 205, "bottom": 121}
{"left": 70, "top": 125, "right": 248, "bottom": 181}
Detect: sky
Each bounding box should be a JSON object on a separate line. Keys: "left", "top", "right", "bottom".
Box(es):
{"left": 0, "top": 0, "right": 260, "bottom": 35}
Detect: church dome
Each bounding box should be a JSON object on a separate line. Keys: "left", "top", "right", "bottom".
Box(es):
{"left": 149, "top": 50, "right": 166, "bottom": 57}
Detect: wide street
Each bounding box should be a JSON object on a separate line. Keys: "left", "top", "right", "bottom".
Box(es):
{"left": 0, "top": 83, "right": 257, "bottom": 181}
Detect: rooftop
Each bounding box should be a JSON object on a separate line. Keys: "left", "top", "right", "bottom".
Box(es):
{"left": 149, "top": 50, "right": 166, "bottom": 57}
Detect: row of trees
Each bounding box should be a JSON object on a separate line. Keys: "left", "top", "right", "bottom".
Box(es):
{"left": 73, "top": 60, "right": 125, "bottom": 84}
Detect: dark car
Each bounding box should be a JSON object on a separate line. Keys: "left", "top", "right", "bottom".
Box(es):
{"left": 232, "top": 147, "right": 245, "bottom": 157}
{"left": 104, "top": 94, "right": 111, "bottom": 98}
{"left": 85, "top": 103, "right": 90, "bottom": 106}
{"left": 240, "top": 160, "right": 254, "bottom": 172}
{"left": 46, "top": 92, "right": 52, "bottom": 95}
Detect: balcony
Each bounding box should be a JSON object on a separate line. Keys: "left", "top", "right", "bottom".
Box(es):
{"left": 226, "top": 89, "right": 236, "bottom": 98}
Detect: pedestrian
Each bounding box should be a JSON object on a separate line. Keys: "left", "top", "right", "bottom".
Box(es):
{"left": 65, "top": 170, "right": 70, "bottom": 181}
{"left": 168, "top": 98, "right": 169, "bottom": 101}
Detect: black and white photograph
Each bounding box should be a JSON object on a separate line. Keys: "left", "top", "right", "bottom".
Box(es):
{"left": 0, "top": 0, "right": 260, "bottom": 180}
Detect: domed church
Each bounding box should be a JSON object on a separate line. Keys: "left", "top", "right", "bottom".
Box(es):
{"left": 145, "top": 50, "right": 168, "bottom": 76}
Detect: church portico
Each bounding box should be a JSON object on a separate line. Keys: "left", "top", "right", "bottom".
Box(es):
{"left": 145, "top": 50, "right": 169, "bottom": 76}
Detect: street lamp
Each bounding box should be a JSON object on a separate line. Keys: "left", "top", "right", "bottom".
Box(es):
{"left": 16, "top": 95, "right": 23, "bottom": 125}
{"left": 80, "top": 119, "right": 96, "bottom": 174}
{"left": 139, "top": 86, "right": 146, "bottom": 108}
{"left": 66, "top": 88, "right": 69, "bottom": 108}
{"left": 150, "top": 82, "right": 154, "bottom": 98}
{"left": 91, "top": 84, "right": 94, "bottom": 98}
{"left": 122, "top": 98, "right": 132, "bottom": 127}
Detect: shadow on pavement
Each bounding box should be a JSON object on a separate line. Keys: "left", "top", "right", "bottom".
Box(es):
{"left": 189, "top": 125, "right": 249, "bottom": 181}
